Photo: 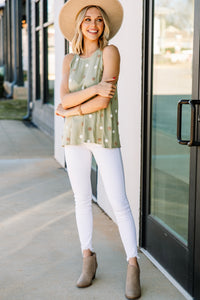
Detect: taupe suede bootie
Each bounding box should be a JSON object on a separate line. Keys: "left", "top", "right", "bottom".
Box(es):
{"left": 76, "top": 252, "right": 98, "bottom": 288}
{"left": 125, "top": 263, "right": 141, "bottom": 299}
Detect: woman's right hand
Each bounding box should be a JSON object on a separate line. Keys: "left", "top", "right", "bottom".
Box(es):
{"left": 96, "top": 79, "right": 117, "bottom": 98}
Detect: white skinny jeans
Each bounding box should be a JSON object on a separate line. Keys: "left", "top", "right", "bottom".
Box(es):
{"left": 65, "top": 143, "right": 138, "bottom": 260}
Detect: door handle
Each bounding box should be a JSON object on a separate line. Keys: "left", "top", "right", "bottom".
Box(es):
{"left": 177, "top": 99, "right": 200, "bottom": 146}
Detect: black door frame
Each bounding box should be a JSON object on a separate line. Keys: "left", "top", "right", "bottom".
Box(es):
{"left": 193, "top": 1, "right": 200, "bottom": 298}
{"left": 141, "top": 0, "right": 200, "bottom": 297}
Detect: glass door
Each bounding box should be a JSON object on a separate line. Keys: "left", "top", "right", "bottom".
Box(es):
{"left": 150, "top": 0, "right": 193, "bottom": 246}
{"left": 142, "top": 0, "right": 200, "bottom": 296}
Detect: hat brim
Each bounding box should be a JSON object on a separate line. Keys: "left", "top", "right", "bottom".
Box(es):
{"left": 59, "top": 0, "right": 123, "bottom": 42}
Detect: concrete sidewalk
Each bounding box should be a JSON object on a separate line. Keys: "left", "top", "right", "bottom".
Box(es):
{"left": 0, "top": 120, "right": 187, "bottom": 300}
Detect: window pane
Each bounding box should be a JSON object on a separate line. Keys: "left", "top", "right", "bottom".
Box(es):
{"left": 45, "top": 0, "right": 54, "bottom": 22}
{"left": 36, "top": 1, "right": 40, "bottom": 27}
{"left": 150, "top": 0, "right": 194, "bottom": 244}
{"left": 46, "top": 24, "right": 55, "bottom": 104}
{"left": 36, "top": 30, "right": 41, "bottom": 100}
{"left": 22, "top": 17, "right": 28, "bottom": 85}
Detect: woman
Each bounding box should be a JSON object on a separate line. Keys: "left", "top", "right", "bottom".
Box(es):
{"left": 56, "top": 0, "right": 141, "bottom": 299}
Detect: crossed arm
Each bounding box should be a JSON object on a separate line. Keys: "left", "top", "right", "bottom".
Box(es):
{"left": 56, "top": 45, "right": 120, "bottom": 118}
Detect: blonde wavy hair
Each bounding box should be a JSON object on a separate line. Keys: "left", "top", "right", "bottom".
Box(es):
{"left": 71, "top": 6, "right": 110, "bottom": 55}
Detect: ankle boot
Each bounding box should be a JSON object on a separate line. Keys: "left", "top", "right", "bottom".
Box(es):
{"left": 76, "top": 252, "right": 98, "bottom": 288}
{"left": 125, "top": 263, "right": 141, "bottom": 299}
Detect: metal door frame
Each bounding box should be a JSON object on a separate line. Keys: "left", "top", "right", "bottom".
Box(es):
{"left": 141, "top": 0, "right": 200, "bottom": 297}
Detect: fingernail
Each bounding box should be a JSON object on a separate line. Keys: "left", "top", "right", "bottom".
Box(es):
{"left": 113, "top": 77, "right": 116, "bottom": 79}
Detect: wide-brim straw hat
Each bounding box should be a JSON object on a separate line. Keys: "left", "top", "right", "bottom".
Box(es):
{"left": 59, "top": 0, "right": 123, "bottom": 42}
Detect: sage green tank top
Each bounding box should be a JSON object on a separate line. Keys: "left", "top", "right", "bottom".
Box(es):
{"left": 62, "top": 48, "right": 121, "bottom": 148}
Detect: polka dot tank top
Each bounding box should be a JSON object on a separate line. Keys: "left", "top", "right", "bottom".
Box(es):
{"left": 62, "top": 48, "right": 121, "bottom": 148}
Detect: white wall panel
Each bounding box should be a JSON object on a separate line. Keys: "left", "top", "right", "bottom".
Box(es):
{"left": 97, "top": 0, "right": 143, "bottom": 241}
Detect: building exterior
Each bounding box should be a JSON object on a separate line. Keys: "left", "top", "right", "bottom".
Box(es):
{"left": 0, "top": 0, "right": 28, "bottom": 100}
{"left": 1, "top": 0, "right": 200, "bottom": 299}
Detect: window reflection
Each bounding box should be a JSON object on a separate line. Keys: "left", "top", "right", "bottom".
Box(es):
{"left": 150, "top": 0, "right": 194, "bottom": 244}
{"left": 36, "top": 31, "right": 41, "bottom": 100}
{"left": 36, "top": 1, "right": 40, "bottom": 27}
{"left": 47, "top": 24, "right": 55, "bottom": 104}
{"left": 47, "top": 0, "right": 54, "bottom": 22}
{"left": 153, "top": 0, "right": 193, "bottom": 96}
{"left": 22, "top": 17, "right": 28, "bottom": 85}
